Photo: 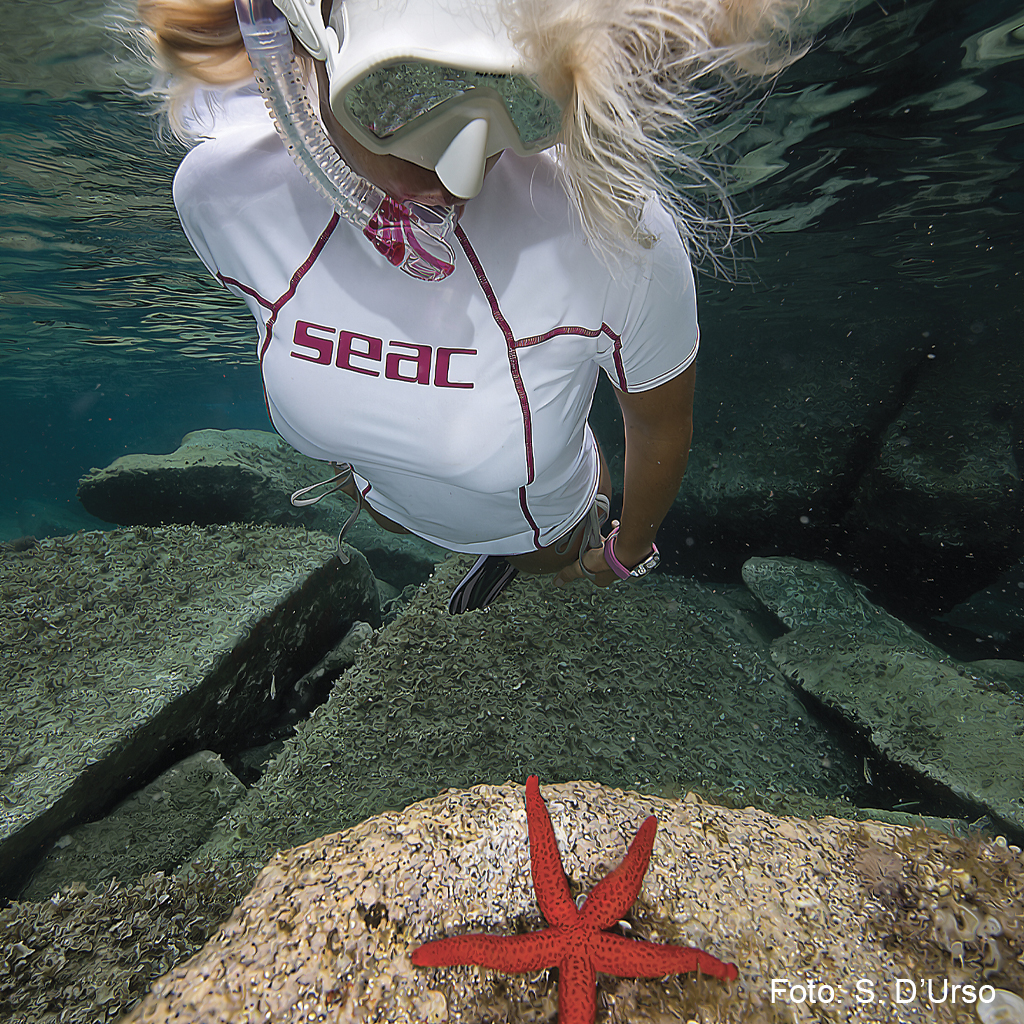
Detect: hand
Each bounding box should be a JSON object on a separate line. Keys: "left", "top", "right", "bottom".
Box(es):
{"left": 553, "top": 528, "right": 619, "bottom": 589}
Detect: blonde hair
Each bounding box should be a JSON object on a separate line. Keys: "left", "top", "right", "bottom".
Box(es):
{"left": 502, "top": 0, "right": 808, "bottom": 267}
{"left": 135, "top": 0, "right": 251, "bottom": 134}
{"left": 135, "top": 0, "right": 807, "bottom": 263}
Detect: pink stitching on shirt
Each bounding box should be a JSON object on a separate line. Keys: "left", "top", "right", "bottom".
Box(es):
{"left": 217, "top": 275, "right": 274, "bottom": 310}
{"left": 219, "top": 213, "right": 342, "bottom": 362}
{"left": 455, "top": 225, "right": 545, "bottom": 547}
{"left": 514, "top": 324, "right": 629, "bottom": 391}
{"left": 455, "top": 225, "right": 627, "bottom": 549}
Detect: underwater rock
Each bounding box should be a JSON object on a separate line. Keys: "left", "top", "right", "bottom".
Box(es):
{"left": 124, "top": 780, "right": 1024, "bottom": 1024}
{"left": 20, "top": 751, "right": 245, "bottom": 901}
{"left": 2, "top": 534, "right": 38, "bottom": 552}
{"left": 0, "top": 863, "right": 254, "bottom": 1024}
{"left": 76, "top": 427, "right": 448, "bottom": 588}
{"left": 593, "top": 305, "right": 928, "bottom": 578}
{"left": 591, "top": 310, "right": 1023, "bottom": 613}
{"left": 182, "top": 555, "right": 859, "bottom": 875}
{"left": 841, "top": 334, "right": 1023, "bottom": 609}
{"left": 939, "top": 556, "right": 1024, "bottom": 650}
{"left": 0, "top": 524, "right": 380, "bottom": 898}
{"left": 978, "top": 989, "right": 1024, "bottom": 1024}
{"left": 76, "top": 428, "right": 340, "bottom": 529}
{"left": 970, "top": 660, "right": 1024, "bottom": 699}
{"left": 743, "top": 556, "right": 1024, "bottom": 838}
{"left": 740, "top": 556, "right": 942, "bottom": 649}
{"left": 0, "top": 496, "right": 100, "bottom": 543}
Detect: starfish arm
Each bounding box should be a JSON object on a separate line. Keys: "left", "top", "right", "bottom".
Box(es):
{"left": 590, "top": 932, "right": 739, "bottom": 982}
{"left": 579, "top": 815, "right": 658, "bottom": 930}
{"left": 411, "top": 930, "right": 566, "bottom": 973}
{"left": 525, "top": 776, "right": 578, "bottom": 928}
{"left": 558, "top": 951, "right": 597, "bottom": 1024}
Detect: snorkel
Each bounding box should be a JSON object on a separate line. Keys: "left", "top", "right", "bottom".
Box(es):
{"left": 233, "top": 0, "right": 457, "bottom": 281}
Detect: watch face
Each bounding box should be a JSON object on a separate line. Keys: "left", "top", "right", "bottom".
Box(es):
{"left": 630, "top": 551, "right": 660, "bottom": 577}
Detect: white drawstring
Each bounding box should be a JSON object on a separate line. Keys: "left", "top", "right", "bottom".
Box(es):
{"left": 290, "top": 462, "right": 364, "bottom": 565}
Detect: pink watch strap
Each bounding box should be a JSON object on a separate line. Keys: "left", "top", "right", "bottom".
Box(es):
{"left": 603, "top": 525, "right": 658, "bottom": 580}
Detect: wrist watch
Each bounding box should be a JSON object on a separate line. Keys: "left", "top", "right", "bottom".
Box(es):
{"left": 603, "top": 525, "right": 660, "bottom": 579}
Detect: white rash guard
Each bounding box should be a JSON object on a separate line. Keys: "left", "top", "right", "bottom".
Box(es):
{"left": 173, "top": 89, "right": 699, "bottom": 554}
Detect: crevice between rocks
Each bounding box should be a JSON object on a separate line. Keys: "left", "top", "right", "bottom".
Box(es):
{"left": 0, "top": 528, "right": 382, "bottom": 902}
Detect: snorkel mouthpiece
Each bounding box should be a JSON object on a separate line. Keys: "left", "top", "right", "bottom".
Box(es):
{"left": 233, "top": 0, "right": 456, "bottom": 281}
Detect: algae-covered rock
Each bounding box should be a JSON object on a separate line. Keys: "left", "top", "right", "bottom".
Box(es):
{"left": 183, "top": 556, "right": 857, "bottom": 875}
{"left": 773, "top": 636, "right": 1024, "bottom": 830}
{"left": 76, "top": 429, "right": 333, "bottom": 529}
{"left": 940, "top": 556, "right": 1024, "bottom": 650}
{"left": 21, "top": 751, "right": 246, "bottom": 901}
{"left": 743, "top": 556, "right": 1024, "bottom": 837}
{"left": 124, "top": 780, "right": 1024, "bottom": 1024}
{"left": 590, "top": 302, "right": 1023, "bottom": 610}
{"left": 75, "top": 428, "right": 449, "bottom": 588}
{"left": 0, "top": 525, "right": 380, "bottom": 897}
{"left": 0, "top": 864, "right": 253, "bottom": 1024}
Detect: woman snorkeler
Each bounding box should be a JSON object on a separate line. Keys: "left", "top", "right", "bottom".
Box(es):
{"left": 136, "top": 0, "right": 804, "bottom": 612}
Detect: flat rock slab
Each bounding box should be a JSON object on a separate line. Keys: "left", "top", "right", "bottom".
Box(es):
{"left": 743, "top": 556, "right": 1024, "bottom": 837}
{"left": 76, "top": 429, "right": 336, "bottom": 529}
{"left": 21, "top": 751, "right": 245, "bottom": 901}
{"left": 594, "top": 291, "right": 1023, "bottom": 604}
{"left": 653, "top": 306, "right": 927, "bottom": 577}
{"left": 940, "top": 556, "right": 1024, "bottom": 650}
{"left": 842, "top": 331, "right": 1024, "bottom": 604}
{"left": 184, "top": 555, "right": 860, "bottom": 875}
{"left": 0, "top": 525, "right": 380, "bottom": 896}
{"left": 125, "top": 779, "right": 1024, "bottom": 1024}
{"left": 76, "top": 428, "right": 449, "bottom": 589}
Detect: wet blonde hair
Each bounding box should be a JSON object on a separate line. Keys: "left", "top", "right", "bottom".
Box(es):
{"left": 136, "top": 0, "right": 807, "bottom": 263}
{"left": 501, "top": 0, "right": 808, "bottom": 265}
{"left": 135, "top": 0, "right": 250, "bottom": 134}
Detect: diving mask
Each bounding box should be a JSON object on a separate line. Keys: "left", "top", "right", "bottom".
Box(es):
{"left": 275, "top": 0, "right": 563, "bottom": 199}
{"left": 236, "top": 0, "right": 459, "bottom": 281}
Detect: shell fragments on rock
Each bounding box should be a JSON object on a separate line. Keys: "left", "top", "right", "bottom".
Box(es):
{"left": 123, "top": 780, "right": 1021, "bottom": 1024}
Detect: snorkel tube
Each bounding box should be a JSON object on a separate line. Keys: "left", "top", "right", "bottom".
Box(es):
{"left": 233, "top": 0, "right": 457, "bottom": 281}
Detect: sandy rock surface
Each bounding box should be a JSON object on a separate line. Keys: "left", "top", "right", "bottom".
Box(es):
{"left": 125, "top": 780, "right": 1023, "bottom": 1024}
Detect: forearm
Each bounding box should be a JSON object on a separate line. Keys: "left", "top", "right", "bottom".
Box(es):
{"left": 615, "top": 422, "right": 691, "bottom": 565}
{"left": 612, "top": 365, "right": 696, "bottom": 567}
{"left": 569, "top": 366, "right": 695, "bottom": 586}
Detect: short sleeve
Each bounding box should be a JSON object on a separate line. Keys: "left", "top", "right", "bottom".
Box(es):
{"left": 595, "top": 200, "right": 699, "bottom": 392}
{"left": 173, "top": 145, "right": 222, "bottom": 280}
{"left": 171, "top": 88, "right": 281, "bottom": 283}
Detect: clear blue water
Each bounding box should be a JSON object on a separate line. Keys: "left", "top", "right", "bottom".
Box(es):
{"left": 1, "top": 0, "right": 1023, "bottom": 798}
{"left": 3, "top": 0, "right": 1023, "bottom": 621}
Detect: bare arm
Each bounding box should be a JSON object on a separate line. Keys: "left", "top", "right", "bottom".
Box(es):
{"left": 555, "top": 363, "right": 695, "bottom": 587}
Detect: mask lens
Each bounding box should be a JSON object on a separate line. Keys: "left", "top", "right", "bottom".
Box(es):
{"left": 344, "top": 62, "right": 562, "bottom": 149}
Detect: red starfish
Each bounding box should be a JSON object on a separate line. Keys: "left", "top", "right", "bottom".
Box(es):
{"left": 411, "top": 776, "right": 738, "bottom": 1024}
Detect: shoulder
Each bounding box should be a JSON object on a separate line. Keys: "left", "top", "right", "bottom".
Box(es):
{"left": 171, "top": 88, "right": 335, "bottom": 278}
{"left": 639, "top": 194, "right": 695, "bottom": 280}
{"left": 459, "top": 152, "right": 616, "bottom": 286}
{"left": 467, "top": 153, "right": 693, "bottom": 287}
{"left": 172, "top": 89, "right": 287, "bottom": 212}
